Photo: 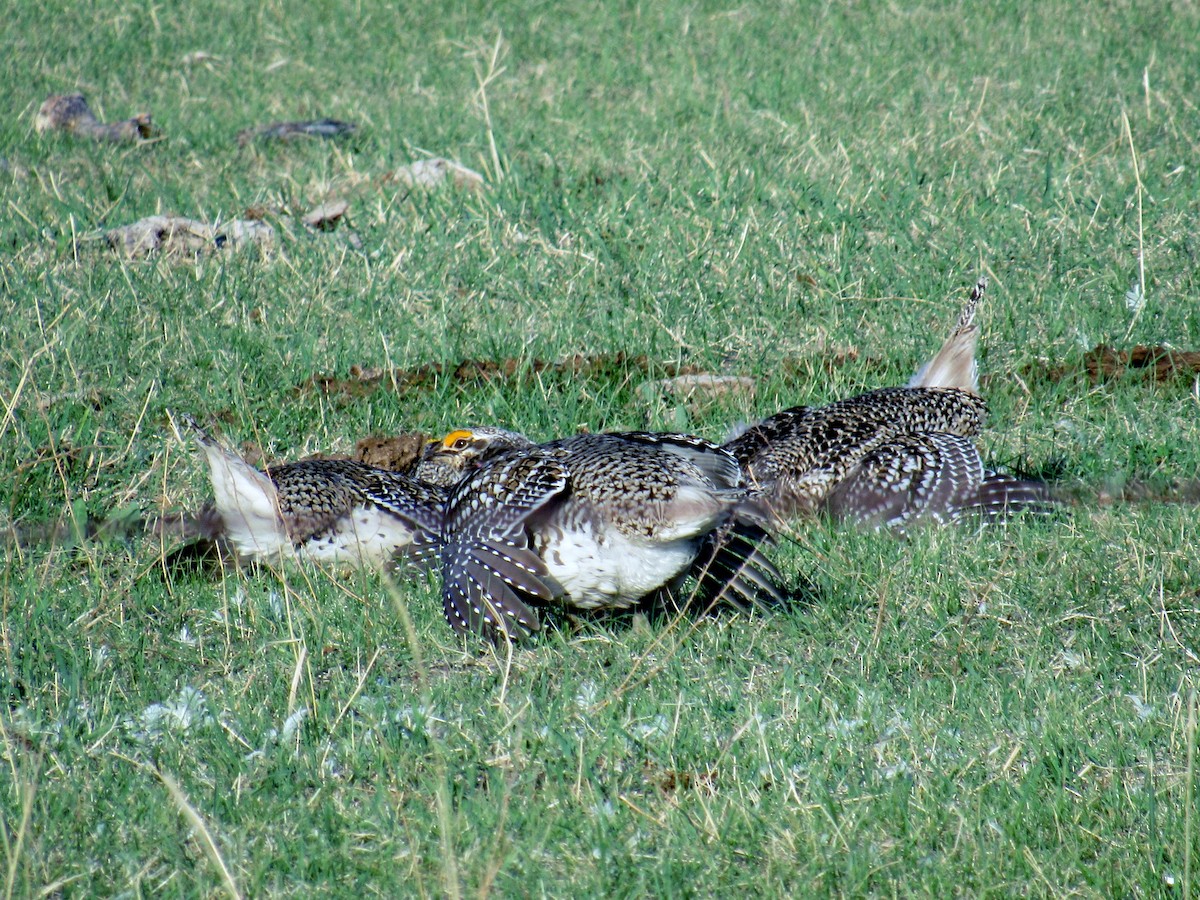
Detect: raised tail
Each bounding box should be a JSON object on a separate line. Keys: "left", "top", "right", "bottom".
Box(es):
{"left": 908, "top": 275, "right": 985, "bottom": 393}
{"left": 176, "top": 414, "right": 290, "bottom": 561}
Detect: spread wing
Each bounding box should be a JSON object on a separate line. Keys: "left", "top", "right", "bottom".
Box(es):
{"left": 825, "top": 432, "right": 1055, "bottom": 529}
{"left": 439, "top": 450, "right": 569, "bottom": 640}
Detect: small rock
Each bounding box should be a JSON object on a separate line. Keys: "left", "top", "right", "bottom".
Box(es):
{"left": 302, "top": 200, "right": 349, "bottom": 231}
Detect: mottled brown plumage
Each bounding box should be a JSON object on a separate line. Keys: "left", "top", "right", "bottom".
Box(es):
{"left": 425, "top": 428, "right": 784, "bottom": 640}
{"left": 182, "top": 416, "right": 446, "bottom": 568}
{"left": 726, "top": 387, "right": 991, "bottom": 521}
{"left": 726, "top": 278, "right": 1054, "bottom": 529}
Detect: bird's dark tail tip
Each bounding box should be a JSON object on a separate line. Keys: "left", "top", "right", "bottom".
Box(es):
{"left": 959, "top": 472, "right": 1060, "bottom": 523}
{"left": 686, "top": 517, "right": 789, "bottom": 615}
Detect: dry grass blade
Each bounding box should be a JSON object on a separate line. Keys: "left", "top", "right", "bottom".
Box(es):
{"left": 381, "top": 576, "right": 461, "bottom": 899}
{"left": 434, "top": 778, "right": 463, "bottom": 900}
{"left": 474, "top": 32, "right": 508, "bottom": 182}
{"left": 157, "top": 769, "right": 244, "bottom": 900}
{"left": 1121, "top": 108, "right": 1148, "bottom": 341}
{"left": 1, "top": 762, "right": 36, "bottom": 900}
{"left": 1186, "top": 690, "right": 1196, "bottom": 900}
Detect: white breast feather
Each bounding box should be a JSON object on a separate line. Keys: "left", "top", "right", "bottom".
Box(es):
{"left": 299, "top": 507, "right": 418, "bottom": 567}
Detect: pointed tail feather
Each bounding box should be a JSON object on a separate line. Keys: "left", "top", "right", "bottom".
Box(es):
{"left": 177, "top": 414, "right": 290, "bottom": 560}
{"left": 909, "top": 275, "right": 984, "bottom": 393}
{"left": 471, "top": 540, "right": 561, "bottom": 604}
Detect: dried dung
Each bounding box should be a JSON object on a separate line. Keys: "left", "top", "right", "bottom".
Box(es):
{"left": 105, "top": 215, "right": 274, "bottom": 257}
{"left": 302, "top": 200, "right": 349, "bottom": 231}
{"left": 237, "top": 118, "right": 356, "bottom": 146}
{"left": 35, "top": 93, "right": 155, "bottom": 142}
{"left": 352, "top": 432, "right": 430, "bottom": 471}
{"left": 389, "top": 158, "right": 485, "bottom": 191}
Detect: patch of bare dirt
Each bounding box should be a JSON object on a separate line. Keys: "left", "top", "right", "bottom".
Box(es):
{"left": 1045, "top": 344, "right": 1200, "bottom": 384}
{"left": 639, "top": 374, "right": 756, "bottom": 403}
{"left": 301, "top": 348, "right": 901, "bottom": 407}
{"left": 303, "top": 353, "right": 708, "bottom": 398}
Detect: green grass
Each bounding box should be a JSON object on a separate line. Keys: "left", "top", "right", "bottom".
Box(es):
{"left": 3, "top": 0, "right": 1200, "bottom": 895}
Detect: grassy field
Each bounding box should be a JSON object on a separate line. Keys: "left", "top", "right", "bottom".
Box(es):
{"left": 3, "top": 0, "right": 1200, "bottom": 895}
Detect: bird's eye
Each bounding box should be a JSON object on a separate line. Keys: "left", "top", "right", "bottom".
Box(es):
{"left": 453, "top": 438, "right": 469, "bottom": 450}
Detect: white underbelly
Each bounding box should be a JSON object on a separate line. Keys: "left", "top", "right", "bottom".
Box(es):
{"left": 536, "top": 526, "right": 697, "bottom": 609}
{"left": 294, "top": 506, "right": 420, "bottom": 568}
